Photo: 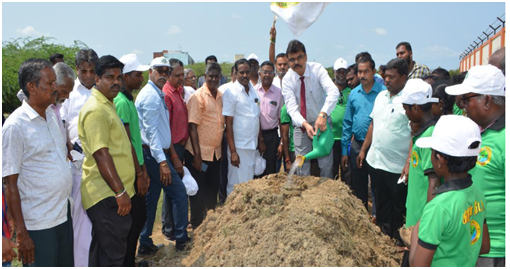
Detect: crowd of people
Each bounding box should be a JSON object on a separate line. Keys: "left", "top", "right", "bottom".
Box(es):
{"left": 1, "top": 23, "right": 505, "bottom": 267}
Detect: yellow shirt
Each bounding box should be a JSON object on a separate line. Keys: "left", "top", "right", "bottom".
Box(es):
{"left": 78, "top": 88, "right": 135, "bottom": 210}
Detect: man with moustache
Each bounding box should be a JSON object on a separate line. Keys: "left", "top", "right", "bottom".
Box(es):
{"left": 341, "top": 56, "right": 386, "bottom": 211}
{"left": 135, "top": 57, "right": 190, "bottom": 253}
{"left": 356, "top": 58, "right": 410, "bottom": 245}
{"left": 197, "top": 55, "right": 228, "bottom": 88}
{"left": 51, "top": 62, "right": 75, "bottom": 145}
{"left": 3, "top": 59, "right": 73, "bottom": 267}
{"left": 60, "top": 48, "right": 98, "bottom": 267}
{"left": 281, "top": 40, "right": 339, "bottom": 178}
{"left": 78, "top": 55, "right": 134, "bottom": 266}
{"left": 113, "top": 54, "right": 150, "bottom": 267}
{"left": 330, "top": 58, "right": 351, "bottom": 182}
{"left": 223, "top": 58, "right": 264, "bottom": 195}
{"left": 396, "top": 42, "right": 431, "bottom": 79}
{"left": 247, "top": 54, "right": 261, "bottom": 89}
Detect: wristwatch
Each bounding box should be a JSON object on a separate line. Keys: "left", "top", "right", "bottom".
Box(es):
{"left": 319, "top": 112, "right": 327, "bottom": 119}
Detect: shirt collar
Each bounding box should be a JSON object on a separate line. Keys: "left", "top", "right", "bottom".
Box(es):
{"left": 258, "top": 84, "right": 275, "bottom": 93}
{"left": 433, "top": 175, "right": 473, "bottom": 195}
{"left": 21, "top": 100, "right": 41, "bottom": 121}
{"left": 359, "top": 81, "right": 381, "bottom": 95}
{"left": 92, "top": 88, "right": 113, "bottom": 105}
{"left": 414, "top": 117, "right": 439, "bottom": 137}
{"left": 485, "top": 114, "right": 505, "bottom": 132}
{"left": 120, "top": 88, "right": 134, "bottom": 101}
{"left": 202, "top": 84, "right": 223, "bottom": 99}
{"left": 148, "top": 80, "right": 165, "bottom": 98}
{"left": 168, "top": 82, "right": 183, "bottom": 94}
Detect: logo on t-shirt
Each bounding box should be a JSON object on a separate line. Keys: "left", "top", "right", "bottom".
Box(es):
{"left": 411, "top": 151, "right": 419, "bottom": 168}
{"left": 477, "top": 146, "right": 492, "bottom": 167}
{"left": 470, "top": 219, "right": 481, "bottom": 245}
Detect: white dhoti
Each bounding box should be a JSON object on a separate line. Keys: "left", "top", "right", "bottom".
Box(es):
{"left": 71, "top": 163, "right": 92, "bottom": 267}
{"left": 227, "top": 147, "right": 257, "bottom": 195}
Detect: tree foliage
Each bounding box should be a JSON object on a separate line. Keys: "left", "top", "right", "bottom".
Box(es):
{"left": 2, "top": 36, "right": 87, "bottom": 113}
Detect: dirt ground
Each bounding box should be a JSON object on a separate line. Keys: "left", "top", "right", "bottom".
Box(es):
{"left": 146, "top": 174, "right": 402, "bottom": 267}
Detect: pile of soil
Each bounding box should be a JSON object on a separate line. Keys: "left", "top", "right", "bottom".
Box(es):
{"left": 181, "top": 174, "right": 402, "bottom": 267}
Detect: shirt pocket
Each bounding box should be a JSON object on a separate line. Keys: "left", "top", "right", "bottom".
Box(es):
{"left": 268, "top": 100, "right": 279, "bottom": 119}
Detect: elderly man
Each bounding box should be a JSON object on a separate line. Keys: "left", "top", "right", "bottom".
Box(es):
{"left": 223, "top": 58, "right": 264, "bottom": 195}
{"left": 489, "top": 47, "right": 505, "bottom": 75}
{"left": 247, "top": 53, "right": 261, "bottom": 89}
{"left": 395, "top": 42, "right": 431, "bottom": 79}
{"left": 3, "top": 59, "right": 73, "bottom": 266}
{"left": 113, "top": 54, "right": 150, "bottom": 267}
{"left": 135, "top": 57, "right": 190, "bottom": 253}
{"left": 48, "top": 62, "right": 75, "bottom": 145}
{"left": 78, "top": 55, "right": 134, "bottom": 266}
{"left": 184, "top": 68, "right": 197, "bottom": 90}
{"left": 446, "top": 65, "right": 505, "bottom": 267}
{"left": 281, "top": 40, "right": 339, "bottom": 179}
{"left": 60, "top": 48, "right": 98, "bottom": 267}
{"left": 186, "top": 62, "right": 225, "bottom": 228}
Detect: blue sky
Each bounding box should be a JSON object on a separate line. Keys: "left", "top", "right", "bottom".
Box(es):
{"left": 2, "top": 2, "right": 505, "bottom": 71}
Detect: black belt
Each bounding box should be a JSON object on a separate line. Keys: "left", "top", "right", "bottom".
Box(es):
{"left": 261, "top": 127, "right": 278, "bottom": 135}
{"left": 142, "top": 144, "right": 170, "bottom": 154}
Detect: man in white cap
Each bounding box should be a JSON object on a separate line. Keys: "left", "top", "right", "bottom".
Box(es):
{"left": 135, "top": 57, "right": 191, "bottom": 253}
{"left": 330, "top": 57, "right": 351, "bottom": 182}
{"left": 113, "top": 54, "right": 151, "bottom": 266}
{"left": 281, "top": 40, "right": 339, "bottom": 179}
{"left": 60, "top": 48, "right": 98, "bottom": 267}
{"left": 247, "top": 53, "right": 261, "bottom": 89}
{"left": 445, "top": 64, "right": 505, "bottom": 267}
{"left": 357, "top": 58, "right": 411, "bottom": 246}
{"left": 409, "top": 115, "right": 489, "bottom": 267}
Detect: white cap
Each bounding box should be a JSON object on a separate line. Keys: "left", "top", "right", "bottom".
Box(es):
{"left": 150, "top": 56, "right": 170, "bottom": 68}
{"left": 398, "top": 79, "right": 439, "bottom": 105}
{"left": 416, "top": 115, "right": 481, "bottom": 157}
{"left": 333, "top": 58, "right": 348, "bottom": 71}
{"left": 119, "top": 54, "right": 150, "bottom": 74}
{"left": 445, "top": 65, "right": 505, "bottom": 96}
{"left": 247, "top": 53, "right": 259, "bottom": 62}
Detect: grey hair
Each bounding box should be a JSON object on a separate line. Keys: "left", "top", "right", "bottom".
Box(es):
{"left": 477, "top": 94, "right": 505, "bottom": 106}
{"left": 53, "top": 62, "right": 75, "bottom": 86}
{"left": 184, "top": 68, "right": 194, "bottom": 78}
{"left": 205, "top": 62, "right": 222, "bottom": 74}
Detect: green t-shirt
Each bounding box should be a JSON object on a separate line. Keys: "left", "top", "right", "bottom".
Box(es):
{"left": 330, "top": 87, "right": 351, "bottom": 140}
{"left": 452, "top": 103, "right": 465, "bottom": 116}
{"left": 280, "top": 104, "right": 294, "bottom": 152}
{"left": 406, "top": 120, "right": 436, "bottom": 227}
{"left": 469, "top": 115, "right": 505, "bottom": 258}
{"left": 114, "top": 90, "right": 144, "bottom": 166}
{"left": 418, "top": 176, "right": 487, "bottom": 267}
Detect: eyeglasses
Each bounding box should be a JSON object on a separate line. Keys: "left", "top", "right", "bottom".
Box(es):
{"left": 155, "top": 67, "right": 170, "bottom": 76}
{"left": 288, "top": 54, "right": 305, "bottom": 63}
{"left": 186, "top": 76, "right": 197, "bottom": 80}
{"left": 461, "top": 94, "right": 481, "bottom": 105}
{"left": 259, "top": 71, "right": 275, "bottom": 76}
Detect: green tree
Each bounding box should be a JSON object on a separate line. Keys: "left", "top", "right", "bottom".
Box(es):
{"left": 2, "top": 36, "right": 88, "bottom": 113}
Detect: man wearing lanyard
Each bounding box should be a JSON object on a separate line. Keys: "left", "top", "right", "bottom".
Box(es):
{"left": 135, "top": 57, "right": 190, "bottom": 253}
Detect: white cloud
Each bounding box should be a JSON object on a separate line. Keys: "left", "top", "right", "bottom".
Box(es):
{"left": 166, "top": 25, "right": 182, "bottom": 35}
{"left": 131, "top": 49, "right": 143, "bottom": 55}
{"left": 16, "top": 26, "right": 50, "bottom": 37}
{"left": 335, "top": 45, "right": 345, "bottom": 50}
{"left": 373, "top": 28, "right": 387, "bottom": 36}
{"left": 358, "top": 44, "right": 365, "bottom": 48}
{"left": 231, "top": 14, "right": 242, "bottom": 19}
{"left": 423, "top": 45, "right": 461, "bottom": 58}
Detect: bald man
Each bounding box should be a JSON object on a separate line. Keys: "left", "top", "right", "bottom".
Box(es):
{"left": 489, "top": 47, "right": 505, "bottom": 75}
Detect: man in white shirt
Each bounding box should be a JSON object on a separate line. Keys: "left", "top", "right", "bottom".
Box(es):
{"left": 281, "top": 40, "right": 339, "bottom": 178}
{"left": 59, "top": 48, "right": 98, "bottom": 266}
{"left": 247, "top": 53, "right": 261, "bottom": 89}
{"left": 223, "top": 59, "right": 265, "bottom": 195}
{"left": 3, "top": 59, "right": 73, "bottom": 267}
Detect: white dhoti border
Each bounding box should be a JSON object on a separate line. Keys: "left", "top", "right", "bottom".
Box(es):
{"left": 71, "top": 163, "right": 92, "bottom": 267}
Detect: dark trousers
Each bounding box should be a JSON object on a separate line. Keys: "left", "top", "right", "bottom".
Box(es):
{"left": 24, "top": 203, "right": 74, "bottom": 267}
{"left": 369, "top": 165, "right": 408, "bottom": 242}
{"left": 349, "top": 139, "right": 371, "bottom": 210}
{"left": 124, "top": 193, "right": 147, "bottom": 266}
{"left": 260, "top": 129, "right": 279, "bottom": 176}
{"left": 161, "top": 143, "right": 185, "bottom": 238}
{"left": 87, "top": 197, "right": 132, "bottom": 267}
{"left": 333, "top": 140, "right": 352, "bottom": 187}
{"left": 218, "top": 132, "right": 229, "bottom": 205}
{"left": 186, "top": 150, "right": 221, "bottom": 228}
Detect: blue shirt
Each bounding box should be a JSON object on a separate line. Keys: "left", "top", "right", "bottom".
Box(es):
{"left": 341, "top": 81, "right": 386, "bottom": 156}
{"left": 135, "top": 80, "right": 172, "bottom": 163}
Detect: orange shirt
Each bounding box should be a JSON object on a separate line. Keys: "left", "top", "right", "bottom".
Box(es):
{"left": 185, "top": 84, "right": 225, "bottom": 161}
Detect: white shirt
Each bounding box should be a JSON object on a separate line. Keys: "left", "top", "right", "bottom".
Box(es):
{"left": 222, "top": 81, "right": 260, "bottom": 150}
{"left": 366, "top": 90, "right": 412, "bottom": 173}
{"left": 2, "top": 101, "right": 72, "bottom": 230}
{"left": 272, "top": 76, "right": 283, "bottom": 89}
{"left": 183, "top": 86, "right": 196, "bottom": 104}
{"left": 282, "top": 62, "right": 339, "bottom": 127}
{"left": 218, "top": 82, "right": 233, "bottom": 94}
{"left": 60, "top": 78, "right": 92, "bottom": 146}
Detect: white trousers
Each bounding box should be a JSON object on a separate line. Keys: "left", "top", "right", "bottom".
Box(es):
{"left": 71, "top": 164, "right": 92, "bottom": 267}
{"left": 227, "top": 147, "right": 257, "bottom": 195}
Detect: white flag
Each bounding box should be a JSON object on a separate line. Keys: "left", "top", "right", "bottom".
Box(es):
{"left": 270, "top": 2, "right": 329, "bottom": 37}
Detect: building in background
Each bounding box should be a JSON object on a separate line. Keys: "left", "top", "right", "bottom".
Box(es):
{"left": 153, "top": 50, "right": 195, "bottom": 66}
